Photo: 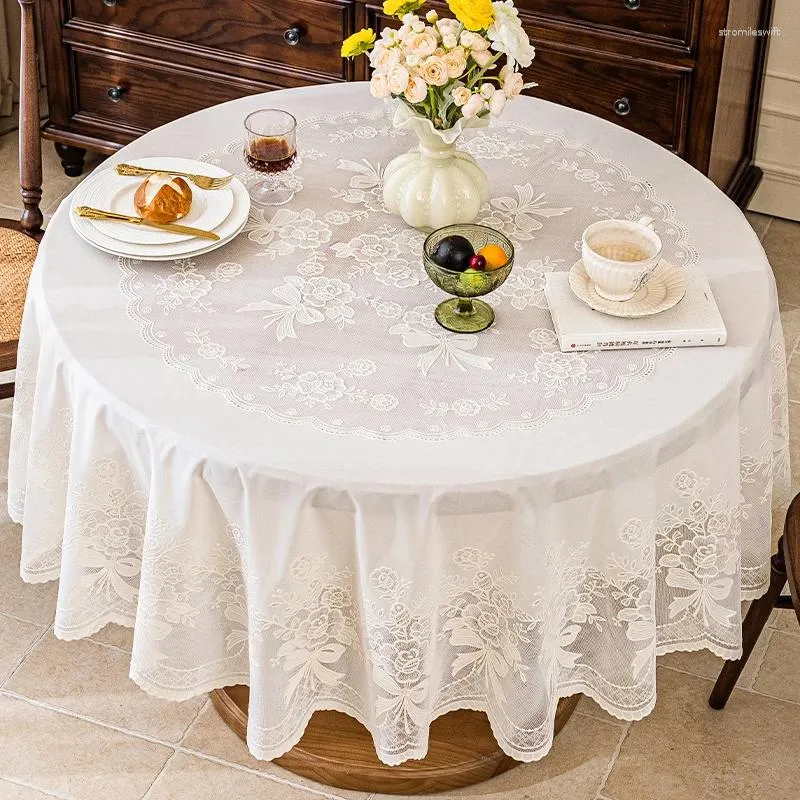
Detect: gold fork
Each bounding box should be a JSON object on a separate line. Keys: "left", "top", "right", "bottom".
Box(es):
{"left": 115, "top": 163, "right": 233, "bottom": 190}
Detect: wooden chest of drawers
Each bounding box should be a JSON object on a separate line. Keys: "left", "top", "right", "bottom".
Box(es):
{"left": 40, "top": 0, "right": 772, "bottom": 207}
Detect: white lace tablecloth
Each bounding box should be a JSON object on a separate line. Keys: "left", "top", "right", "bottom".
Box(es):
{"left": 8, "top": 84, "right": 790, "bottom": 765}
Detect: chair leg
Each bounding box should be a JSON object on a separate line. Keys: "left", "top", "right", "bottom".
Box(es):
{"left": 708, "top": 539, "right": 787, "bottom": 709}
{"left": 18, "top": 0, "right": 43, "bottom": 235}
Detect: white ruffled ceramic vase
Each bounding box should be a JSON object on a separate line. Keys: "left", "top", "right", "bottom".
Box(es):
{"left": 382, "top": 103, "right": 490, "bottom": 231}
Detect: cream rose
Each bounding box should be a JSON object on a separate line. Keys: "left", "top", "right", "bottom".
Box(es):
{"left": 408, "top": 29, "right": 437, "bottom": 57}
{"left": 471, "top": 49, "right": 493, "bottom": 66}
{"left": 371, "top": 44, "right": 399, "bottom": 71}
{"left": 437, "top": 18, "right": 461, "bottom": 39}
{"left": 405, "top": 52, "right": 421, "bottom": 67}
{"left": 411, "top": 19, "right": 425, "bottom": 32}
{"left": 502, "top": 70, "right": 524, "bottom": 98}
{"left": 479, "top": 81, "right": 495, "bottom": 98}
{"left": 370, "top": 72, "right": 392, "bottom": 99}
{"left": 461, "top": 93, "right": 485, "bottom": 118}
{"left": 404, "top": 74, "right": 428, "bottom": 104}
{"left": 387, "top": 64, "right": 410, "bottom": 95}
{"left": 452, "top": 85, "right": 471, "bottom": 106}
{"left": 489, "top": 90, "right": 506, "bottom": 115}
{"left": 442, "top": 47, "right": 467, "bottom": 79}
{"left": 419, "top": 56, "right": 448, "bottom": 87}
{"left": 468, "top": 33, "right": 490, "bottom": 51}
{"left": 442, "top": 33, "right": 458, "bottom": 49}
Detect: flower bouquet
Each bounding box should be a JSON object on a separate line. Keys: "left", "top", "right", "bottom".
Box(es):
{"left": 341, "top": 0, "right": 536, "bottom": 230}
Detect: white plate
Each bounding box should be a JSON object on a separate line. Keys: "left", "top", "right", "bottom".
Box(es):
{"left": 76, "top": 157, "right": 235, "bottom": 245}
{"left": 70, "top": 169, "right": 250, "bottom": 261}
{"left": 568, "top": 259, "right": 686, "bottom": 318}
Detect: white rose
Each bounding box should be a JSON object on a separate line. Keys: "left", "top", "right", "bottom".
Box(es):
{"left": 381, "top": 28, "right": 397, "bottom": 44}
{"left": 405, "top": 52, "right": 421, "bottom": 67}
{"left": 408, "top": 29, "right": 437, "bottom": 57}
{"left": 442, "top": 33, "right": 458, "bottom": 49}
{"left": 437, "top": 18, "right": 461, "bottom": 39}
{"left": 402, "top": 13, "right": 415, "bottom": 25}
{"left": 502, "top": 70, "right": 524, "bottom": 98}
{"left": 370, "top": 72, "right": 392, "bottom": 99}
{"left": 461, "top": 93, "right": 485, "bottom": 119}
{"left": 404, "top": 74, "right": 428, "bottom": 104}
{"left": 452, "top": 85, "right": 471, "bottom": 106}
{"left": 426, "top": 9, "right": 438, "bottom": 23}
{"left": 397, "top": 24, "right": 413, "bottom": 42}
{"left": 442, "top": 47, "right": 467, "bottom": 79}
{"left": 419, "top": 56, "right": 448, "bottom": 87}
{"left": 387, "top": 64, "right": 410, "bottom": 95}
{"left": 489, "top": 90, "right": 506, "bottom": 115}
{"left": 411, "top": 19, "right": 425, "bottom": 32}
{"left": 479, "top": 82, "right": 495, "bottom": 98}
{"left": 488, "top": 0, "right": 536, "bottom": 69}
{"left": 472, "top": 49, "right": 493, "bottom": 67}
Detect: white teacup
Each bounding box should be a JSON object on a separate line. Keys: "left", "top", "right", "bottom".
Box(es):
{"left": 581, "top": 216, "right": 662, "bottom": 302}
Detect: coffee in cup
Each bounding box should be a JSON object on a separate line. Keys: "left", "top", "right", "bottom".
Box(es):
{"left": 581, "top": 216, "right": 662, "bottom": 302}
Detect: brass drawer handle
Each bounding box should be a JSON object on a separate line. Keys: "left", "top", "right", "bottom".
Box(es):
{"left": 623, "top": 0, "right": 641, "bottom": 9}
{"left": 614, "top": 96, "right": 631, "bottom": 116}
{"left": 107, "top": 85, "right": 125, "bottom": 102}
{"left": 284, "top": 26, "right": 303, "bottom": 46}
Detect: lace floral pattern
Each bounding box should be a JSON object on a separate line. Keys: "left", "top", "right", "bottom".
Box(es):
{"left": 117, "top": 110, "right": 699, "bottom": 440}
{"left": 8, "top": 96, "right": 788, "bottom": 768}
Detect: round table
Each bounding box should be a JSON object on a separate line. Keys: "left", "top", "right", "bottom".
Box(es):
{"left": 8, "top": 83, "right": 790, "bottom": 794}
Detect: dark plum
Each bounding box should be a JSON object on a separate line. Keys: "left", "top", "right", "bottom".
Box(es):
{"left": 431, "top": 234, "right": 475, "bottom": 272}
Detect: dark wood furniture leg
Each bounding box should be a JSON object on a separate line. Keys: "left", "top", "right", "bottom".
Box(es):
{"left": 708, "top": 538, "right": 788, "bottom": 709}
{"left": 19, "top": 0, "right": 42, "bottom": 234}
{"left": 54, "top": 143, "right": 86, "bottom": 178}
{"left": 210, "top": 687, "right": 581, "bottom": 794}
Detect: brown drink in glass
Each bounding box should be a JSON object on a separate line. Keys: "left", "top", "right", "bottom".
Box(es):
{"left": 243, "top": 110, "right": 297, "bottom": 205}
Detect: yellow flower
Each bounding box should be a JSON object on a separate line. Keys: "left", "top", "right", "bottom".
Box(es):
{"left": 383, "top": 0, "right": 425, "bottom": 17}
{"left": 446, "top": 0, "right": 493, "bottom": 31}
{"left": 341, "top": 28, "right": 376, "bottom": 58}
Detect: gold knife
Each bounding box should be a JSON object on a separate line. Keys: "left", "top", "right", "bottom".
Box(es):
{"left": 75, "top": 206, "right": 220, "bottom": 241}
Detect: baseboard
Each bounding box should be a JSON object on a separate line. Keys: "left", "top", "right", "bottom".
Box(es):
{"left": 748, "top": 163, "right": 800, "bottom": 221}
{"left": 726, "top": 161, "right": 764, "bottom": 211}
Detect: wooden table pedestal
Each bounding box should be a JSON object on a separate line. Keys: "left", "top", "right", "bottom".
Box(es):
{"left": 210, "top": 686, "right": 581, "bottom": 795}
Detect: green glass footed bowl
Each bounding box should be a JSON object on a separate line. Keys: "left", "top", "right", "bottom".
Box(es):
{"left": 423, "top": 224, "right": 514, "bottom": 333}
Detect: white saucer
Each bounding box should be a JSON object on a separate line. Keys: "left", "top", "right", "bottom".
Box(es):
{"left": 77, "top": 157, "right": 235, "bottom": 245}
{"left": 69, "top": 167, "right": 250, "bottom": 261}
{"left": 568, "top": 260, "right": 686, "bottom": 318}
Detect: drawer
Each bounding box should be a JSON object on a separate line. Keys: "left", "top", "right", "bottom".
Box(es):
{"left": 69, "top": 0, "right": 351, "bottom": 79}
{"left": 72, "top": 50, "right": 285, "bottom": 133}
{"left": 522, "top": 47, "right": 689, "bottom": 151}
{"left": 520, "top": 0, "right": 696, "bottom": 46}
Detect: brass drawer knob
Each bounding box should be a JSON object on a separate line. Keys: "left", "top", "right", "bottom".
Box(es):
{"left": 107, "top": 85, "right": 125, "bottom": 102}
{"left": 623, "top": 0, "right": 641, "bottom": 9}
{"left": 284, "top": 26, "right": 303, "bottom": 46}
{"left": 613, "top": 96, "right": 631, "bottom": 116}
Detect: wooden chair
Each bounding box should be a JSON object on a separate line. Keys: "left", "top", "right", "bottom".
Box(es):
{"left": 709, "top": 491, "right": 800, "bottom": 708}
{"left": 0, "top": 0, "right": 44, "bottom": 401}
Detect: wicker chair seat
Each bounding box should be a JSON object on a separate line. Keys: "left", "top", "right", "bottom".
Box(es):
{"left": 0, "top": 227, "right": 38, "bottom": 345}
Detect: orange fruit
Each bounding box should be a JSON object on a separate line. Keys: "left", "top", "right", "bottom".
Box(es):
{"left": 477, "top": 244, "right": 508, "bottom": 270}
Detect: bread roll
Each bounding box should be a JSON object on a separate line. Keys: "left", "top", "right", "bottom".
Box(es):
{"left": 134, "top": 173, "right": 192, "bottom": 223}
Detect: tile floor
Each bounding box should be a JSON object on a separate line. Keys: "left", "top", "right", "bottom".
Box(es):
{"left": 1, "top": 134, "right": 800, "bottom": 799}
